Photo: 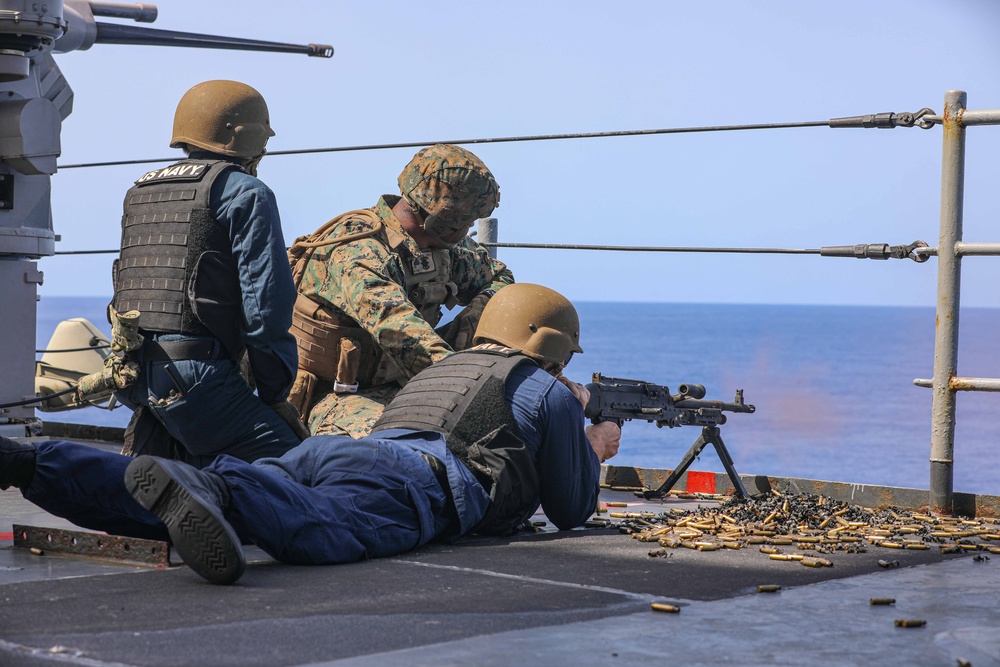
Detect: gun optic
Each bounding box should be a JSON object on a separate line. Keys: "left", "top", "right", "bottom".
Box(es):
{"left": 676, "top": 383, "right": 706, "bottom": 399}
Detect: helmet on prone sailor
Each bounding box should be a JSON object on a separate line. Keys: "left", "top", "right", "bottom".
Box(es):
{"left": 397, "top": 144, "right": 500, "bottom": 243}
{"left": 473, "top": 283, "right": 583, "bottom": 371}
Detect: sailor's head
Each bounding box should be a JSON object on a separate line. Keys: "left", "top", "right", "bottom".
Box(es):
{"left": 474, "top": 283, "right": 583, "bottom": 373}
{"left": 170, "top": 80, "right": 275, "bottom": 168}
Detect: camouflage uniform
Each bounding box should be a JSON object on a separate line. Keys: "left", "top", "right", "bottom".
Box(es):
{"left": 295, "top": 195, "right": 512, "bottom": 437}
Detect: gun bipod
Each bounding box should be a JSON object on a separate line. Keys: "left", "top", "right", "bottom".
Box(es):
{"left": 642, "top": 425, "right": 750, "bottom": 500}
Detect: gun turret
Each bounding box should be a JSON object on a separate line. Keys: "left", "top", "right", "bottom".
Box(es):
{"left": 57, "top": 2, "right": 333, "bottom": 57}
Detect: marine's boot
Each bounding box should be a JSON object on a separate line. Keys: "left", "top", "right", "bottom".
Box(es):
{"left": 124, "top": 456, "right": 245, "bottom": 585}
{"left": 0, "top": 436, "right": 36, "bottom": 490}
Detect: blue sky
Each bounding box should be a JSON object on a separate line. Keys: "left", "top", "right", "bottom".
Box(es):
{"left": 44, "top": 0, "right": 1000, "bottom": 307}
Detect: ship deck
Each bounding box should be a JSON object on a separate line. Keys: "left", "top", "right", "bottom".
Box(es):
{"left": 1, "top": 437, "right": 999, "bottom": 667}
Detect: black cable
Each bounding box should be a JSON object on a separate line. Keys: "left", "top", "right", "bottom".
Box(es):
{"left": 56, "top": 120, "right": 831, "bottom": 170}
{"left": 53, "top": 243, "right": 825, "bottom": 257}
{"left": 482, "top": 242, "right": 820, "bottom": 254}
{"left": 0, "top": 387, "right": 77, "bottom": 409}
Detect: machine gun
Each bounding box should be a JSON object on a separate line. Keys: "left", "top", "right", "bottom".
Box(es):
{"left": 583, "top": 373, "right": 755, "bottom": 499}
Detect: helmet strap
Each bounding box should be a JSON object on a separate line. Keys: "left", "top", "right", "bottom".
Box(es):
{"left": 242, "top": 148, "right": 267, "bottom": 177}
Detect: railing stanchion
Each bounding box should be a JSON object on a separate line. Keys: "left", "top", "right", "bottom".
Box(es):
{"left": 929, "top": 90, "right": 967, "bottom": 516}
{"left": 478, "top": 217, "right": 499, "bottom": 260}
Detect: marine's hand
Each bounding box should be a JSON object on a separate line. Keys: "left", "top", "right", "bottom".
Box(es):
{"left": 557, "top": 375, "right": 590, "bottom": 408}
{"left": 268, "top": 400, "right": 311, "bottom": 441}
{"left": 438, "top": 292, "right": 492, "bottom": 351}
{"left": 585, "top": 421, "right": 621, "bottom": 463}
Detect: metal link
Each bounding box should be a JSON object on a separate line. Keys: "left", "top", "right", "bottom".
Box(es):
{"left": 818, "top": 240, "right": 929, "bottom": 262}
{"left": 828, "top": 109, "right": 937, "bottom": 130}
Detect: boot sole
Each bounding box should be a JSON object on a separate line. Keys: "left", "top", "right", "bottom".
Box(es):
{"left": 125, "top": 456, "right": 245, "bottom": 585}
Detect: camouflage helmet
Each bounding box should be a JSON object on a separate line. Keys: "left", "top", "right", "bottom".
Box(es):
{"left": 170, "top": 80, "right": 275, "bottom": 158}
{"left": 474, "top": 283, "right": 583, "bottom": 366}
{"left": 398, "top": 144, "right": 500, "bottom": 240}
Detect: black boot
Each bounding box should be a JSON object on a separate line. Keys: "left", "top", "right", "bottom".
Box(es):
{"left": 0, "top": 436, "right": 36, "bottom": 490}
{"left": 124, "top": 456, "right": 245, "bottom": 585}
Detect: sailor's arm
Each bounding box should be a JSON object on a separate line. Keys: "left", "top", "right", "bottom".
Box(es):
{"left": 218, "top": 176, "right": 297, "bottom": 403}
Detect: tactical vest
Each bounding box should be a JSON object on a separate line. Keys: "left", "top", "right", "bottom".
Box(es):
{"left": 111, "top": 159, "right": 243, "bottom": 355}
{"left": 372, "top": 349, "right": 542, "bottom": 536}
{"left": 289, "top": 207, "right": 460, "bottom": 391}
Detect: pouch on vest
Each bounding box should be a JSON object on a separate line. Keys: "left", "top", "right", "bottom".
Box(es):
{"left": 291, "top": 293, "right": 378, "bottom": 389}
{"left": 189, "top": 250, "right": 244, "bottom": 360}
{"left": 288, "top": 368, "right": 317, "bottom": 420}
{"left": 465, "top": 424, "right": 542, "bottom": 537}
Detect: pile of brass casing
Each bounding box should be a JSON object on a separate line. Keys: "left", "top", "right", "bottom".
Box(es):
{"left": 611, "top": 491, "right": 1000, "bottom": 566}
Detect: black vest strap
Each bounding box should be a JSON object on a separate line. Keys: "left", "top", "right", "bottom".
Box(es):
{"left": 373, "top": 349, "right": 542, "bottom": 536}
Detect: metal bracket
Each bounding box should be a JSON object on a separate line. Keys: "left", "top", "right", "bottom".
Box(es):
{"left": 0, "top": 172, "right": 12, "bottom": 210}
{"left": 12, "top": 524, "right": 171, "bottom": 568}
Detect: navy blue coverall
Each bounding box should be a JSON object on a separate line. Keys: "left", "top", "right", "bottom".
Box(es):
{"left": 22, "top": 365, "right": 601, "bottom": 564}
{"left": 116, "top": 155, "right": 300, "bottom": 466}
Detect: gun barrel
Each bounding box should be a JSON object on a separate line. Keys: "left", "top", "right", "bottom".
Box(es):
{"left": 93, "top": 23, "right": 334, "bottom": 58}
{"left": 89, "top": 2, "right": 158, "bottom": 22}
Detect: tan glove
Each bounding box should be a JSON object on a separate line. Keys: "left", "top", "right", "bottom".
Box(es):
{"left": 439, "top": 292, "right": 492, "bottom": 351}
{"left": 269, "top": 399, "right": 311, "bottom": 441}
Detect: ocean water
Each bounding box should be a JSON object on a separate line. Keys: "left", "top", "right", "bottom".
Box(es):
{"left": 35, "top": 296, "right": 1000, "bottom": 495}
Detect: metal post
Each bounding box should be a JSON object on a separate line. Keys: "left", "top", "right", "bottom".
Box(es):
{"left": 478, "top": 217, "right": 498, "bottom": 259}
{"left": 929, "top": 90, "right": 966, "bottom": 515}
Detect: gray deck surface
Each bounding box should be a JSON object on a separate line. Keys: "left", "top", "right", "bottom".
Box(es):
{"left": 1, "top": 447, "right": 998, "bottom": 666}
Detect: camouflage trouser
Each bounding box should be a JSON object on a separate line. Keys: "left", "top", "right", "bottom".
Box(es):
{"left": 306, "top": 384, "right": 402, "bottom": 438}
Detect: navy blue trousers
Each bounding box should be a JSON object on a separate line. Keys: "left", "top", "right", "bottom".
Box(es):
{"left": 24, "top": 437, "right": 457, "bottom": 565}
{"left": 116, "top": 336, "right": 299, "bottom": 467}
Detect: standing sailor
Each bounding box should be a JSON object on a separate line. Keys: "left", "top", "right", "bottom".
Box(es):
{"left": 109, "top": 80, "right": 307, "bottom": 467}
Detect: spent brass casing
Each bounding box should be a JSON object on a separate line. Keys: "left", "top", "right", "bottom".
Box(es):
{"left": 651, "top": 603, "right": 680, "bottom": 613}
{"left": 870, "top": 598, "right": 896, "bottom": 605}
{"left": 894, "top": 619, "right": 927, "bottom": 628}
{"left": 757, "top": 584, "right": 781, "bottom": 593}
